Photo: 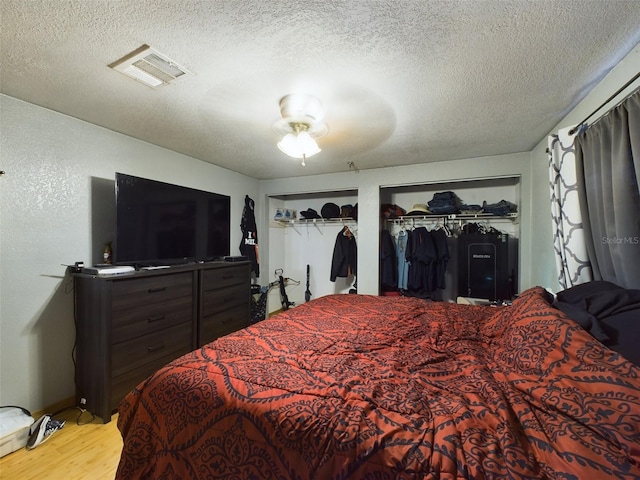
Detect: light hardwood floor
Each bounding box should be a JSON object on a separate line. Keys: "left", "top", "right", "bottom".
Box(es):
{"left": 0, "top": 407, "right": 122, "bottom": 480}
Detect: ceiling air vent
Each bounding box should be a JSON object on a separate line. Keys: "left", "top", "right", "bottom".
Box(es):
{"left": 108, "top": 44, "right": 189, "bottom": 88}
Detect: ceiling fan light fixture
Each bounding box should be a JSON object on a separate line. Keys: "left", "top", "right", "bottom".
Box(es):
{"left": 277, "top": 132, "right": 300, "bottom": 156}
{"left": 277, "top": 123, "right": 321, "bottom": 164}
{"left": 274, "top": 94, "right": 326, "bottom": 166}
{"left": 296, "top": 131, "right": 321, "bottom": 155}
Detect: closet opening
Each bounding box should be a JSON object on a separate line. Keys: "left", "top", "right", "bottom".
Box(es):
{"left": 380, "top": 177, "right": 521, "bottom": 303}
{"left": 267, "top": 189, "right": 359, "bottom": 314}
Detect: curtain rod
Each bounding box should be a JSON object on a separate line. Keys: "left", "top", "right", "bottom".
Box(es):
{"left": 568, "top": 70, "right": 640, "bottom": 135}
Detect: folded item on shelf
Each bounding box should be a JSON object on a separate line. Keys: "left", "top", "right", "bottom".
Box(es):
{"left": 482, "top": 200, "right": 517, "bottom": 216}
{"left": 274, "top": 208, "right": 297, "bottom": 221}
{"left": 428, "top": 191, "right": 462, "bottom": 214}
{"left": 459, "top": 204, "right": 483, "bottom": 214}
{"left": 381, "top": 204, "right": 406, "bottom": 218}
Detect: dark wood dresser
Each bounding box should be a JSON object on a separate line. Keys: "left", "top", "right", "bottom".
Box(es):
{"left": 74, "top": 261, "right": 250, "bottom": 422}
{"left": 199, "top": 265, "right": 252, "bottom": 347}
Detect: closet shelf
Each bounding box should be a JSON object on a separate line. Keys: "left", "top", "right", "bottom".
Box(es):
{"left": 271, "top": 217, "right": 357, "bottom": 235}
{"left": 387, "top": 212, "right": 519, "bottom": 224}
{"left": 272, "top": 217, "right": 356, "bottom": 227}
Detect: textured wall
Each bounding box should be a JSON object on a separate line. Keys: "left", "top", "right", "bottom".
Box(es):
{"left": 0, "top": 95, "right": 259, "bottom": 411}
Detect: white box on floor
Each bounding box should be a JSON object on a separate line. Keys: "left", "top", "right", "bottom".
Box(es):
{"left": 456, "top": 296, "right": 492, "bottom": 306}
{"left": 0, "top": 407, "right": 34, "bottom": 457}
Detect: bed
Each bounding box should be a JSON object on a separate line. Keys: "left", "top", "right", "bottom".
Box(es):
{"left": 115, "top": 286, "right": 640, "bottom": 479}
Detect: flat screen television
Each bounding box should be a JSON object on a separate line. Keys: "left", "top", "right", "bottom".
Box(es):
{"left": 115, "top": 172, "right": 231, "bottom": 266}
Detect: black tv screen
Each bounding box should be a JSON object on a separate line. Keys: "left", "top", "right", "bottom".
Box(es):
{"left": 115, "top": 172, "right": 231, "bottom": 265}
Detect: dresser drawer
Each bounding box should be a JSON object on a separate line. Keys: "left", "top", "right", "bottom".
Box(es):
{"left": 201, "top": 283, "right": 248, "bottom": 317}
{"left": 111, "top": 323, "right": 192, "bottom": 378}
{"left": 201, "top": 264, "right": 249, "bottom": 291}
{"left": 112, "top": 273, "right": 193, "bottom": 311}
{"left": 200, "top": 303, "right": 250, "bottom": 345}
{"left": 111, "top": 296, "right": 193, "bottom": 344}
{"left": 110, "top": 354, "right": 182, "bottom": 412}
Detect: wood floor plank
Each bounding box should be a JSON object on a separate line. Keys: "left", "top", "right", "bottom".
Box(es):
{"left": 0, "top": 408, "right": 122, "bottom": 480}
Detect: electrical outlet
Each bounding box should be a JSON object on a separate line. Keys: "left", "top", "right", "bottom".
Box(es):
{"left": 80, "top": 397, "right": 87, "bottom": 405}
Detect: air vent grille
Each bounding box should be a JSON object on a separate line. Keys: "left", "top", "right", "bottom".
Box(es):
{"left": 133, "top": 54, "right": 186, "bottom": 83}
{"left": 109, "top": 45, "right": 189, "bottom": 88}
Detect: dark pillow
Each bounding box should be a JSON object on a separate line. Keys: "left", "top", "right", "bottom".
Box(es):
{"left": 555, "top": 281, "right": 640, "bottom": 367}
{"left": 599, "top": 311, "right": 640, "bottom": 367}
{"left": 555, "top": 281, "right": 623, "bottom": 304}
{"left": 553, "top": 300, "right": 610, "bottom": 342}
{"left": 584, "top": 289, "right": 640, "bottom": 318}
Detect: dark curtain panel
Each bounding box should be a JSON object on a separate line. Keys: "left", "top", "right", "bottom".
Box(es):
{"left": 574, "top": 90, "right": 640, "bottom": 289}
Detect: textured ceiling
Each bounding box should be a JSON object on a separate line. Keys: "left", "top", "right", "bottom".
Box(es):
{"left": 2, "top": 1, "right": 640, "bottom": 180}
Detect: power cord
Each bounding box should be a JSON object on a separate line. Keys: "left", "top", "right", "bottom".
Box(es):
{"left": 50, "top": 405, "right": 95, "bottom": 426}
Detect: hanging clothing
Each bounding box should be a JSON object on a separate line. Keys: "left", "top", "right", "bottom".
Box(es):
{"left": 404, "top": 226, "right": 450, "bottom": 298}
{"left": 396, "top": 230, "right": 409, "bottom": 290}
{"left": 379, "top": 229, "right": 397, "bottom": 290}
{"left": 430, "top": 228, "right": 450, "bottom": 290}
{"left": 330, "top": 226, "right": 357, "bottom": 282}
{"left": 406, "top": 227, "right": 437, "bottom": 294}
{"left": 239, "top": 195, "right": 259, "bottom": 277}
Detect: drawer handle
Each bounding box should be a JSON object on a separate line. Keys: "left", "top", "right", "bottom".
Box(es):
{"left": 147, "top": 343, "right": 166, "bottom": 353}
{"left": 223, "top": 296, "right": 234, "bottom": 303}
{"left": 148, "top": 287, "right": 167, "bottom": 293}
{"left": 148, "top": 315, "right": 166, "bottom": 323}
{"left": 222, "top": 274, "right": 233, "bottom": 280}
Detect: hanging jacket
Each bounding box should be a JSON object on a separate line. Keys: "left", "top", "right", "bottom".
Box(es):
{"left": 396, "top": 230, "right": 409, "bottom": 290}
{"left": 239, "top": 195, "right": 259, "bottom": 277}
{"left": 430, "top": 228, "right": 450, "bottom": 289}
{"left": 330, "top": 227, "right": 357, "bottom": 281}
{"left": 406, "top": 227, "right": 437, "bottom": 295}
{"left": 380, "top": 229, "right": 397, "bottom": 290}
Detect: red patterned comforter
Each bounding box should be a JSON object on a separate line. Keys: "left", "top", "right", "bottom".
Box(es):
{"left": 116, "top": 287, "right": 640, "bottom": 479}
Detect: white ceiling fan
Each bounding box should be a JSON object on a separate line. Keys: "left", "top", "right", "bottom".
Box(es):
{"left": 197, "top": 76, "right": 397, "bottom": 172}
{"left": 272, "top": 93, "right": 329, "bottom": 166}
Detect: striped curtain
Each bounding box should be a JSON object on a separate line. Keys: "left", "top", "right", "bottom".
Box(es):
{"left": 548, "top": 126, "right": 593, "bottom": 289}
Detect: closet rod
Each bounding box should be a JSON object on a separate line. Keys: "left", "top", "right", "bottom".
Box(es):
{"left": 569, "top": 71, "right": 640, "bottom": 135}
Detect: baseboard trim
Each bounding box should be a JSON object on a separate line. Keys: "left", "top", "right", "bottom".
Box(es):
{"left": 31, "top": 396, "right": 76, "bottom": 419}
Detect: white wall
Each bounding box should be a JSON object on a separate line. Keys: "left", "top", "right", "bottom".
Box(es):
{"left": 528, "top": 43, "right": 640, "bottom": 292}
{"left": 0, "top": 95, "right": 259, "bottom": 412}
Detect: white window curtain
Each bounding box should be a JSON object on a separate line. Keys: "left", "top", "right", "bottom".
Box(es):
{"left": 548, "top": 126, "right": 593, "bottom": 289}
